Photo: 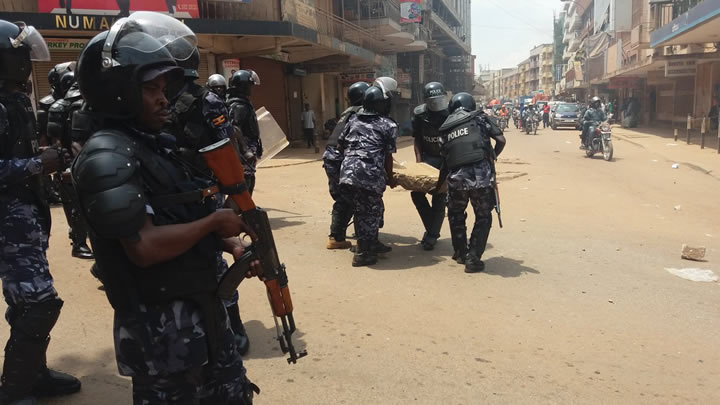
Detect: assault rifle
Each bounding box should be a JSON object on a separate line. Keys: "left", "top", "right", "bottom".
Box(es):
{"left": 200, "top": 138, "right": 307, "bottom": 364}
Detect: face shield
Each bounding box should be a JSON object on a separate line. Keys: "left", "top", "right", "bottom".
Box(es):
{"left": 102, "top": 11, "right": 197, "bottom": 70}
{"left": 249, "top": 70, "right": 261, "bottom": 86}
{"left": 426, "top": 95, "right": 447, "bottom": 112}
{"left": 11, "top": 23, "right": 50, "bottom": 61}
{"left": 373, "top": 77, "right": 398, "bottom": 99}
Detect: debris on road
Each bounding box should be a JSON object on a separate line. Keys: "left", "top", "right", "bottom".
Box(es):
{"left": 671, "top": 163, "right": 680, "bottom": 169}
{"left": 665, "top": 268, "right": 718, "bottom": 283}
{"left": 674, "top": 205, "right": 682, "bottom": 211}
{"left": 681, "top": 245, "right": 706, "bottom": 261}
{"left": 666, "top": 143, "right": 678, "bottom": 147}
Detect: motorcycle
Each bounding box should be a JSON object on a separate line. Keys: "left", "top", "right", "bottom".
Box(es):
{"left": 498, "top": 115, "right": 508, "bottom": 130}
{"left": 512, "top": 110, "right": 521, "bottom": 129}
{"left": 582, "top": 114, "right": 613, "bottom": 161}
{"left": 524, "top": 112, "right": 538, "bottom": 135}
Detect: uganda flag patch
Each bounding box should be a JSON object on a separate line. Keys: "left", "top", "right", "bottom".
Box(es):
{"left": 212, "top": 115, "right": 227, "bottom": 127}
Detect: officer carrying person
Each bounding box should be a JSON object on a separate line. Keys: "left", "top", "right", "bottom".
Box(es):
{"left": 164, "top": 37, "right": 252, "bottom": 356}
{"left": 338, "top": 77, "right": 399, "bottom": 267}
{"left": 411, "top": 82, "right": 450, "bottom": 251}
{"left": 227, "top": 70, "right": 262, "bottom": 195}
{"left": 0, "top": 20, "right": 82, "bottom": 404}
{"left": 71, "top": 12, "right": 259, "bottom": 403}
{"left": 323, "top": 81, "right": 370, "bottom": 250}
{"left": 434, "top": 93, "right": 506, "bottom": 273}
{"left": 46, "top": 70, "right": 95, "bottom": 260}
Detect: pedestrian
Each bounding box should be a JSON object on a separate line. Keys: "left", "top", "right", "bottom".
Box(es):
{"left": 542, "top": 102, "right": 550, "bottom": 128}
{"left": 339, "top": 77, "right": 398, "bottom": 267}
{"left": 71, "top": 13, "right": 258, "bottom": 403}
{"left": 165, "top": 38, "right": 251, "bottom": 357}
{"left": 227, "top": 70, "right": 262, "bottom": 195}
{"left": 411, "top": 82, "right": 449, "bottom": 250}
{"left": 302, "top": 103, "right": 316, "bottom": 148}
{"left": 435, "top": 93, "right": 506, "bottom": 273}
{"left": 0, "top": 20, "right": 81, "bottom": 403}
{"left": 323, "top": 81, "right": 369, "bottom": 250}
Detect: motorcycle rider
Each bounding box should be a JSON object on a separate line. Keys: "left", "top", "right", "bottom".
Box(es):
{"left": 323, "top": 81, "right": 369, "bottom": 250}
{"left": 0, "top": 19, "right": 82, "bottom": 404}
{"left": 435, "top": 93, "right": 506, "bottom": 273}
{"left": 522, "top": 104, "right": 536, "bottom": 131}
{"left": 227, "top": 70, "right": 262, "bottom": 195}
{"left": 206, "top": 73, "right": 227, "bottom": 100}
{"left": 580, "top": 96, "right": 607, "bottom": 149}
{"left": 411, "top": 82, "right": 449, "bottom": 250}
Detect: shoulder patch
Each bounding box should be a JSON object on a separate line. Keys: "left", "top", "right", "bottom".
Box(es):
{"left": 413, "top": 104, "right": 427, "bottom": 116}
{"left": 212, "top": 114, "right": 227, "bottom": 127}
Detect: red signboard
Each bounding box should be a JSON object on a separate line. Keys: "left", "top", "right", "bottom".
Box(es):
{"left": 38, "top": 0, "right": 199, "bottom": 18}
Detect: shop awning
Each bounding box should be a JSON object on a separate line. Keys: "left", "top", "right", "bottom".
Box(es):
{"left": 650, "top": 0, "right": 720, "bottom": 48}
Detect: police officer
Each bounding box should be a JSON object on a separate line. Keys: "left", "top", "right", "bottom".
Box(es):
{"left": 0, "top": 20, "right": 81, "bottom": 404}
{"left": 227, "top": 70, "right": 262, "bottom": 195}
{"left": 411, "top": 82, "right": 449, "bottom": 250}
{"left": 580, "top": 96, "right": 607, "bottom": 149}
{"left": 206, "top": 74, "right": 228, "bottom": 100}
{"left": 46, "top": 71, "right": 94, "bottom": 260}
{"left": 323, "top": 81, "right": 369, "bottom": 250}
{"left": 165, "top": 38, "right": 250, "bottom": 356}
{"left": 436, "top": 93, "right": 506, "bottom": 273}
{"left": 339, "top": 77, "right": 398, "bottom": 267}
{"left": 71, "top": 13, "right": 258, "bottom": 403}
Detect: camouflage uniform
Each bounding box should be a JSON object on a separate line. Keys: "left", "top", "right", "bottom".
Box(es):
{"left": 227, "top": 96, "right": 262, "bottom": 195}
{"left": 338, "top": 113, "right": 397, "bottom": 243}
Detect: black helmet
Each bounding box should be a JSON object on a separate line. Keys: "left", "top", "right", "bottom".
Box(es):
{"left": 448, "top": 92, "right": 476, "bottom": 114}
{"left": 362, "top": 77, "right": 397, "bottom": 116}
{"left": 229, "top": 70, "right": 254, "bottom": 96}
{"left": 163, "top": 36, "right": 199, "bottom": 79}
{"left": 347, "top": 81, "right": 370, "bottom": 106}
{"left": 59, "top": 71, "right": 76, "bottom": 95}
{"left": 590, "top": 96, "right": 602, "bottom": 108}
{"left": 48, "top": 62, "right": 75, "bottom": 94}
{"left": 207, "top": 74, "right": 227, "bottom": 89}
{"left": 76, "top": 12, "right": 191, "bottom": 119}
{"left": 0, "top": 20, "right": 50, "bottom": 85}
{"left": 423, "top": 82, "right": 447, "bottom": 112}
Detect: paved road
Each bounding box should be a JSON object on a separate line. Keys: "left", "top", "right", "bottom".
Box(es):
{"left": 5, "top": 123, "right": 719, "bottom": 404}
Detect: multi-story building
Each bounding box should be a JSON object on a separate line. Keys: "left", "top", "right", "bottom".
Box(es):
{"left": 0, "top": 0, "right": 473, "bottom": 140}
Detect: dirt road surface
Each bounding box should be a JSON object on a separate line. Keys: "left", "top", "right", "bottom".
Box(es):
{"left": 3, "top": 124, "right": 719, "bottom": 404}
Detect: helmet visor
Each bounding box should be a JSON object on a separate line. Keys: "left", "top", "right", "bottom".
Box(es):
{"left": 373, "top": 77, "right": 398, "bottom": 99}
{"left": 426, "top": 95, "right": 447, "bottom": 112}
{"left": 104, "top": 12, "right": 197, "bottom": 68}
{"left": 249, "top": 70, "right": 260, "bottom": 85}
{"left": 12, "top": 23, "right": 50, "bottom": 61}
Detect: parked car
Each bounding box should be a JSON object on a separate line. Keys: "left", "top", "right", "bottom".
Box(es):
{"left": 551, "top": 103, "right": 582, "bottom": 130}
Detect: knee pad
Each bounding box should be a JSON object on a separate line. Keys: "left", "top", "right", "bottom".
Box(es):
{"left": 9, "top": 298, "right": 63, "bottom": 342}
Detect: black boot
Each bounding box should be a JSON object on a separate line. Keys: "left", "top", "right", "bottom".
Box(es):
{"left": 372, "top": 240, "right": 392, "bottom": 254}
{"left": 465, "top": 221, "right": 491, "bottom": 273}
{"left": 71, "top": 242, "right": 94, "bottom": 260}
{"left": 32, "top": 369, "right": 81, "bottom": 398}
{"left": 449, "top": 212, "right": 468, "bottom": 265}
{"left": 352, "top": 241, "right": 377, "bottom": 267}
{"left": 226, "top": 303, "right": 250, "bottom": 356}
{"left": 421, "top": 192, "right": 446, "bottom": 251}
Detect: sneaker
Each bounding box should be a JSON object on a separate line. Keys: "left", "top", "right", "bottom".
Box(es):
{"left": 326, "top": 237, "right": 352, "bottom": 250}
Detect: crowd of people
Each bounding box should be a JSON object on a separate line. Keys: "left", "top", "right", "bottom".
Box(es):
{"left": 0, "top": 10, "right": 507, "bottom": 405}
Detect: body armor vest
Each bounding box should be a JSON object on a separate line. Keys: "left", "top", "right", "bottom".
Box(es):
{"left": 327, "top": 106, "right": 361, "bottom": 148}
{"left": 36, "top": 95, "right": 55, "bottom": 138}
{"left": 0, "top": 92, "right": 47, "bottom": 209}
{"left": 227, "top": 96, "right": 260, "bottom": 139}
{"left": 413, "top": 104, "right": 447, "bottom": 158}
{"left": 441, "top": 111, "right": 491, "bottom": 170}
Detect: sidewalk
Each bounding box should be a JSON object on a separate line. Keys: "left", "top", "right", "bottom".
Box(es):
{"left": 612, "top": 125, "right": 720, "bottom": 180}
{"left": 259, "top": 136, "right": 415, "bottom": 169}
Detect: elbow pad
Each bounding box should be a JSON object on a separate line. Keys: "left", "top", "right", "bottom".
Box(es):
{"left": 72, "top": 131, "right": 147, "bottom": 239}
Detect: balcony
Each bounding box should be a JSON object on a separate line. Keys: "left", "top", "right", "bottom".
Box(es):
{"left": 430, "top": 11, "right": 471, "bottom": 55}
{"left": 345, "top": 0, "right": 402, "bottom": 35}
{"left": 629, "top": 24, "right": 651, "bottom": 50}
{"left": 568, "top": 36, "right": 581, "bottom": 52}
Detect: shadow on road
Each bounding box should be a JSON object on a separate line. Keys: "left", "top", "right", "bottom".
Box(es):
{"left": 482, "top": 256, "right": 540, "bottom": 278}
{"left": 241, "top": 320, "right": 308, "bottom": 362}
{"left": 360, "top": 233, "right": 454, "bottom": 271}
{"left": 49, "top": 348, "right": 131, "bottom": 404}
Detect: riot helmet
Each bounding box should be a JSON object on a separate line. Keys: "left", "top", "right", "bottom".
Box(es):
{"left": 59, "top": 71, "right": 76, "bottom": 95}
{"left": 163, "top": 36, "right": 199, "bottom": 79}
{"left": 423, "top": 82, "right": 447, "bottom": 112}
{"left": 76, "top": 12, "right": 191, "bottom": 119}
{"left": 590, "top": 96, "right": 602, "bottom": 109}
{"left": 48, "top": 61, "right": 76, "bottom": 96}
{"left": 0, "top": 20, "right": 50, "bottom": 86}
{"left": 248, "top": 69, "right": 261, "bottom": 86}
{"left": 363, "top": 77, "right": 396, "bottom": 116}
{"left": 206, "top": 74, "right": 227, "bottom": 98}
{"left": 448, "top": 92, "right": 476, "bottom": 114}
{"left": 228, "top": 70, "right": 255, "bottom": 97}
{"left": 347, "top": 81, "right": 370, "bottom": 106}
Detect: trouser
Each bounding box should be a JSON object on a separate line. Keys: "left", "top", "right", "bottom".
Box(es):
{"left": 57, "top": 176, "right": 89, "bottom": 249}
{"left": 303, "top": 128, "right": 315, "bottom": 147}
{"left": 411, "top": 191, "right": 446, "bottom": 239}
{"left": 1, "top": 198, "right": 61, "bottom": 398}
{"left": 543, "top": 113, "right": 549, "bottom": 127}
{"left": 131, "top": 321, "right": 257, "bottom": 405}
{"left": 341, "top": 185, "right": 383, "bottom": 243}
{"left": 245, "top": 175, "right": 256, "bottom": 196}
{"left": 324, "top": 159, "right": 353, "bottom": 240}
{"left": 447, "top": 187, "right": 495, "bottom": 259}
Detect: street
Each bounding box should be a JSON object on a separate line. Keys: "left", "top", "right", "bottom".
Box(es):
{"left": 5, "top": 123, "right": 719, "bottom": 404}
